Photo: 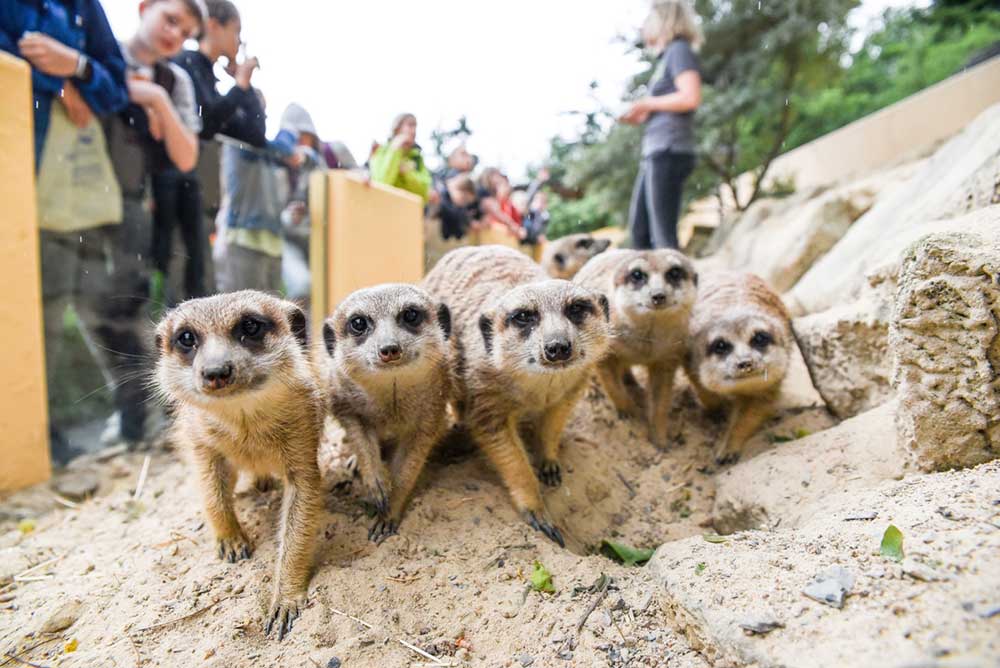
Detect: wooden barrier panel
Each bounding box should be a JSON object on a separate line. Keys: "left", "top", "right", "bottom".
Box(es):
{"left": 310, "top": 172, "right": 424, "bottom": 331}
{"left": 0, "top": 53, "right": 51, "bottom": 491}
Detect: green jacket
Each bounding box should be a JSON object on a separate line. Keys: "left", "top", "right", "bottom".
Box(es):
{"left": 369, "top": 143, "right": 432, "bottom": 202}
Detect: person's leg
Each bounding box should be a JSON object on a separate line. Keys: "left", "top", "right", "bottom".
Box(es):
{"left": 628, "top": 160, "right": 653, "bottom": 250}
{"left": 645, "top": 151, "right": 696, "bottom": 250}
{"left": 177, "top": 176, "right": 208, "bottom": 299}
{"left": 150, "top": 172, "right": 177, "bottom": 281}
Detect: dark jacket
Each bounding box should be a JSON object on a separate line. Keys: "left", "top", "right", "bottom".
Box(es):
{"left": 0, "top": 0, "right": 128, "bottom": 165}
{"left": 173, "top": 49, "right": 266, "bottom": 147}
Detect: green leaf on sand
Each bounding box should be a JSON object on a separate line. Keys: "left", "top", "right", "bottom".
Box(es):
{"left": 702, "top": 534, "right": 728, "bottom": 544}
{"left": 600, "top": 540, "right": 655, "bottom": 566}
{"left": 530, "top": 560, "right": 555, "bottom": 593}
{"left": 695, "top": 562, "right": 707, "bottom": 575}
{"left": 880, "top": 525, "right": 904, "bottom": 562}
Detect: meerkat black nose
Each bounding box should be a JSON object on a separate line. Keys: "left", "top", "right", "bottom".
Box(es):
{"left": 544, "top": 339, "right": 573, "bottom": 363}
{"left": 378, "top": 343, "right": 402, "bottom": 363}
{"left": 651, "top": 292, "right": 667, "bottom": 306}
{"left": 202, "top": 362, "right": 234, "bottom": 388}
{"left": 736, "top": 359, "right": 753, "bottom": 372}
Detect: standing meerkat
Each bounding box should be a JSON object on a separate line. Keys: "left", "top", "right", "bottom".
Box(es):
{"left": 423, "top": 245, "right": 611, "bottom": 546}
{"left": 154, "top": 291, "right": 323, "bottom": 640}
{"left": 540, "top": 233, "right": 612, "bottom": 280}
{"left": 684, "top": 272, "right": 793, "bottom": 464}
{"left": 320, "top": 284, "right": 453, "bottom": 544}
{"left": 574, "top": 248, "right": 698, "bottom": 448}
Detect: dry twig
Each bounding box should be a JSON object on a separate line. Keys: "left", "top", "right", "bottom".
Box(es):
{"left": 329, "top": 607, "right": 452, "bottom": 666}
{"left": 136, "top": 596, "right": 230, "bottom": 633}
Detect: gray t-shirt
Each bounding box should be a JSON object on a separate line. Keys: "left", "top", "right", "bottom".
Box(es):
{"left": 642, "top": 39, "right": 700, "bottom": 157}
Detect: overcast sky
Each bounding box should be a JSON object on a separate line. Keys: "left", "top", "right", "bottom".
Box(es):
{"left": 104, "top": 0, "right": 928, "bottom": 179}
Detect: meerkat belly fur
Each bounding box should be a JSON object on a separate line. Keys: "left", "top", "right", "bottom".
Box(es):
{"left": 320, "top": 284, "right": 453, "bottom": 544}
{"left": 154, "top": 291, "right": 324, "bottom": 641}
{"left": 684, "top": 272, "right": 792, "bottom": 463}
{"left": 574, "top": 249, "right": 698, "bottom": 448}
{"left": 423, "top": 245, "right": 610, "bottom": 546}
{"left": 540, "top": 233, "right": 612, "bottom": 280}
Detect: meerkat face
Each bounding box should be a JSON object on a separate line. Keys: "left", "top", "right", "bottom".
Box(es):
{"left": 323, "top": 284, "right": 451, "bottom": 378}
{"left": 612, "top": 250, "right": 698, "bottom": 322}
{"left": 695, "top": 314, "right": 790, "bottom": 396}
{"left": 549, "top": 234, "right": 612, "bottom": 279}
{"left": 154, "top": 291, "right": 309, "bottom": 407}
{"left": 478, "top": 279, "right": 610, "bottom": 375}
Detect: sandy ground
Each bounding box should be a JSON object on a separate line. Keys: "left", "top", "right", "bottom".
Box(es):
{"left": 0, "top": 358, "right": 829, "bottom": 668}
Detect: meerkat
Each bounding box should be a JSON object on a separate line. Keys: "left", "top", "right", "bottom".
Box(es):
{"left": 540, "top": 233, "right": 613, "bottom": 280}
{"left": 154, "top": 291, "right": 324, "bottom": 641}
{"left": 684, "top": 272, "right": 793, "bottom": 464}
{"left": 319, "top": 284, "right": 452, "bottom": 544}
{"left": 574, "top": 249, "right": 698, "bottom": 448}
{"left": 423, "top": 245, "right": 611, "bottom": 546}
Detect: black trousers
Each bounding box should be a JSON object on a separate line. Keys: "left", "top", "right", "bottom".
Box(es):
{"left": 151, "top": 171, "right": 207, "bottom": 302}
{"left": 628, "top": 150, "right": 696, "bottom": 250}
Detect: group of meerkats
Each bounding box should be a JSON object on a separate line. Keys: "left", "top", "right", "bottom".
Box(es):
{"left": 152, "top": 232, "right": 793, "bottom": 639}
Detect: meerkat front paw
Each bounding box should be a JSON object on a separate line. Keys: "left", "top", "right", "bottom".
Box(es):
{"left": 539, "top": 459, "right": 562, "bottom": 487}
{"left": 264, "top": 592, "right": 306, "bottom": 641}
{"left": 217, "top": 533, "right": 253, "bottom": 563}
{"left": 361, "top": 475, "right": 391, "bottom": 517}
{"left": 522, "top": 509, "right": 565, "bottom": 548}
{"left": 368, "top": 516, "right": 399, "bottom": 544}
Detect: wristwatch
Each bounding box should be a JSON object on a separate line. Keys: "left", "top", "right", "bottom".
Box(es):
{"left": 73, "top": 53, "right": 93, "bottom": 83}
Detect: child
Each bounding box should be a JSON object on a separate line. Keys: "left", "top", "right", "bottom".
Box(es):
{"left": 99, "top": 0, "right": 205, "bottom": 446}
{"left": 434, "top": 174, "right": 477, "bottom": 240}
{"left": 279, "top": 103, "right": 324, "bottom": 303}
{"left": 369, "top": 112, "right": 432, "bottom": 202}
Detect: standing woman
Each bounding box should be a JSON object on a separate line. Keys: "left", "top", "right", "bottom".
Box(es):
{"left": 620, "top": 0, "right": 703, "bottom": 250}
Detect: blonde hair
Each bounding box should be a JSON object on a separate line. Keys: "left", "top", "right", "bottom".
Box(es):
{"left": 390, "top": 113, "right": 416, "bottom": 137}
{"left": 642, "top": 1, "right": 704, "bottom": 52}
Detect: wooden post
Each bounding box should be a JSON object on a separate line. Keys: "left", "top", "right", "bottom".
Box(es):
{"left": 310, "top": 172, "right": 424, "bottom": 329}
{"left": 0, "top": 53, "right": 51, "bottom": 491}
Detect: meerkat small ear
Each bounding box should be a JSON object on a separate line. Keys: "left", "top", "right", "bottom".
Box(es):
{"left": 437, "top": 303, "right": 452, "bottom": 340}
{"left": 478, "top": 313, "right": 494, "bottom": 354}
{"left": 553, "top": 253, "right": 566, "bottom": 269}
{"left": 154, "top": 333, "right": 163, "bottom": 355}
{"left": 598, "top": 294, "right": 610, "bottom": 321}
{"left": 322, "top": 322, "right": 336, "bottom": 356}
{"left": 288, "top": 306, "right": 308, "bottom": 349}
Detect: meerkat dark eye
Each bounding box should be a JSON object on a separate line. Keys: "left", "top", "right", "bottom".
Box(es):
{"left": 666, "top": 266, "right": 687, "bottom": 283}
{"left": 399, "top": 307, "right": 425, "bottom": 328}
{"left": 629, "top": 269, "right": 648, "bottom": 285}
{"left": 565, "top": 299, "right": 594, "bottom": 325}
{"left": 240, "top": 316, "right": 263, "bottom": 339}
{"left": 175, "top": 329, "right": 197, "bottom": 351}
{"left": 349, "top": 316, "right": 369, "bottom": 336}
{"left": 709, "top": 338, "right": 733, "bottom": 357}
{"left": 750, "top": 331, "right": 774, "bottom": 350}
{"left": 510, "top": 310, "right": 538, "bottom": 328}
{"left": 576, "top": 238, "right": 593, "bottom": 249}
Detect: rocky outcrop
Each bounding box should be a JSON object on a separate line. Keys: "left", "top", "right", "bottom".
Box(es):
{"left": 651, "top": 461, "right": 1000, "bottom": 668}
{"left": 711, "top": 402, "right": 905, "bottom": 534}
{"left": 793, "top": 297, "right": 893, "bottom": 420}
{"left": 787, "top": 102, "right": 1000, "bottom": 316}
{"left": 891, "top": 228, "right": 1000, "bottom": 471}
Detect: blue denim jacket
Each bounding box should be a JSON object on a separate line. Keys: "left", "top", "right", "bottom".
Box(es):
{"left": 0, "top": 0, "right": 128, "bottom": 166}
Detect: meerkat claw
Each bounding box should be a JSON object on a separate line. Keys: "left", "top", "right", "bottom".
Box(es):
{"left": 523, "top": 510, "right": 566, "bottom": 548}
{"left": 265, "top": 596, "right": 302, "bottom": 641}
{"left": 539, "top": 460, "right": 562, "bottom": 487}
{"left": 218, "top": 537, "right": 253, "bottom": 563}
{"left": 368, "top": 517, "right": 399, "bottom": 544}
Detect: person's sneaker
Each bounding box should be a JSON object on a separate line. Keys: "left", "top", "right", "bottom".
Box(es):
{"left": 49, "top": 426, "right": 84, "bottom": 467}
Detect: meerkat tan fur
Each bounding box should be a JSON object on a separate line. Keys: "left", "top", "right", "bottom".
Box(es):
{"left": 422, "top": 245, "right": 610, "bottom": 546}
{"left": 320, "top": 284, "right": 453, "bottom": 544}
{"left": 154, "top": 291, "right": 324, "bottom": 640}
{"left": 574, "top": 249, "right": 698, "bottom": 448}
{"left": 540, "top": 233, "right": 612, "bottom": 280}
{"left": 684, "top": 273, "right": 792, "bottom": 463}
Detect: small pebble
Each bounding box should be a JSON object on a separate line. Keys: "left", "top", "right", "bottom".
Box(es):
{"left": 326, "top": 658, "right": 341, "bottom": 668}
{"left": 518, "top": 653, "right": 535, "bottom": 666}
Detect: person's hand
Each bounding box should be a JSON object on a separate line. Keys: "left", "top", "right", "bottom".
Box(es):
{"left": 145, "top": 105, "right": 164, "bottom": 140}
{"left": 234, "top": 56, "right": 259, "bottom": 89}
{"left": 18, "top": 32, "right": 80, "bottom": 77}
{"left": 398, "top": 160, "right": 413, "bottom": 175}
{"left": 287, "top": 201, "right": 307, "bottom": 225}
{"left": 516, "top": 226, "right": 528, "bottom": 240}
{"left": 427, "top": 189, "right": 441, "bottom": 205}
{"left": 390, "top": 127, "right": 416, "bottom": 152}
{"left": 619, "top": 99, "right": 651, "bottom": 125}
{"left": 60, "top": 81, "right": 93, "bottom": 128}
{"left": 284, "top": 151, "right": 305, "bottom": 169}
{"left": 127, "top": 76, "right": 168, "bottom": 109}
